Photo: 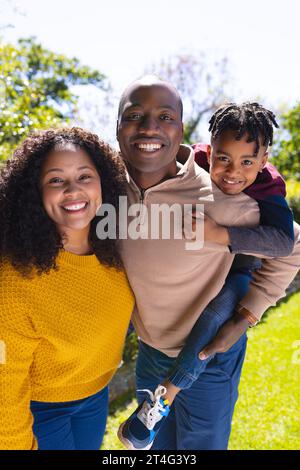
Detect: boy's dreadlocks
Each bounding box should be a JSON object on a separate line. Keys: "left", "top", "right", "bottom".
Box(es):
{"left": 208, "top": 102, "right": 279, "bottom": 155}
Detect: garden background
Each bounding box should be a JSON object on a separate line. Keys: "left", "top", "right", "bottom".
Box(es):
{"left": 1, "top": 0, "right": 299, "bottom": 450}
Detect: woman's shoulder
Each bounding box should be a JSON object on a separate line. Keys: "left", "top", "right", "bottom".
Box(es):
{"left": 0, "top": 258, "right": 35, "bottom": 280}
{"left": 0, "top": 260, "right": 39, "bottom": 307}
{"left": 0, "top": 259, "right": 38, "bottom": 328}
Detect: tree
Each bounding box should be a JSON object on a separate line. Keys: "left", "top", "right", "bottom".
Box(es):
{"left": 145, "top": 52, "right": 230, "bottom": 143}
{"left": 0, "top": 37, "right": 108, "bottom": 160}
{"left": 272, "top": 103, "right": 300, "bottom": 181}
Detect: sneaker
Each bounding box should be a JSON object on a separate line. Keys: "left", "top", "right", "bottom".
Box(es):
{"left": 117, "top": 385, "right": 170, "bottom": 450}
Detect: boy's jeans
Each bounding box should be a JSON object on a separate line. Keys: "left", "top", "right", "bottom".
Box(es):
{"left": 167, "top": 271, "right": 252, "bottom": 388}
{"left": 135, "top": 271, "right": 251, "bottom": 450}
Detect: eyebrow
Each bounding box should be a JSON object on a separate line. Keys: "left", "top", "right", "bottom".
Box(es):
{"left": 44, "top": 166, "right": 95, "bottom": 175}
{"left": 124, "top": 104, "right": 177, "bottom": 112}
{"left": 216, "top": 150, "right": 257, "bottom": 158}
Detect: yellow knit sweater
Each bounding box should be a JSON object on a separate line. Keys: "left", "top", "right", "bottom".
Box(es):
{"left": 0, "top": 250, "right": 134, "bottom": 450}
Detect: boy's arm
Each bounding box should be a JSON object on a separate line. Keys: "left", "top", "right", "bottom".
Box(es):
{"left": 228, "top": 196, "right": 294, "bottom": 257}
{"left": 204, "top": 197, "right": 294, "bottom": 257}
{"left": 228, "top": 227, "right": 293, "bottom": 258}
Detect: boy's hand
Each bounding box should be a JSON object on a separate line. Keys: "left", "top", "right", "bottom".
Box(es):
{"left": 198, "top": 312, "right": 250, "bottom": 360}
{"left": 183, "top": 211, "right": 230, "bottom": 246}
{"left": 203, "top": 214, "right": 230, "bottom": 245}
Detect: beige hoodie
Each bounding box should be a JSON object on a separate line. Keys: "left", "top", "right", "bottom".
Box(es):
{"left": 120, "top": 145, "right": 300, "bottom": 357}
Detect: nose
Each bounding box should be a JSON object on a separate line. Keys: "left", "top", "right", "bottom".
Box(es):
{"left": 225, "top": 161, "right": 240, "bottom": 176}
{"left": 63, "top": 181, "right": 80, "bottom": 196}
{"left": 139, "top": 114, "right": 159, "bottom": 134}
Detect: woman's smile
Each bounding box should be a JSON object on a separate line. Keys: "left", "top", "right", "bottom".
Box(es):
{"left": 61, "top": 201, "right": 89, "bottom": 213}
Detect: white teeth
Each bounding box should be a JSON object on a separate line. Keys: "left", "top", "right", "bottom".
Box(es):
{"left": 63, "top": 203, "right": 87, "bottom": 211}
{"left": 137, "top": 143, "right": 162, "bottom": 152}
{"left": 223, "top": 178, "right": 242, "bottom": 185}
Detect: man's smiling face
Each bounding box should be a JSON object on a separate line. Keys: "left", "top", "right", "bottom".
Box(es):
{"left": 117, "top": 83, "right": 183, "bottom": 175}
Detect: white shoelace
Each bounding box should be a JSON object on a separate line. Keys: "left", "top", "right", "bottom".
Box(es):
{"left": 136, "top": 385, "right": 168, "bottom": 431}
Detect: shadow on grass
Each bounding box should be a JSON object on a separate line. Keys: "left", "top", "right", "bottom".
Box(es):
{"left": 109, "top": 386, "right": 136, "bottom": 416}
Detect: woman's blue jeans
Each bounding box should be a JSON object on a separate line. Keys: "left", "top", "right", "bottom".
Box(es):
{"left": 30, "top": 386, "right": 109, "bottom": 450}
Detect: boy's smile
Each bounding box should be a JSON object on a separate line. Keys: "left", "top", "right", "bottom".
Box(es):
{"left": 208, "top": 130, "right": 268, "bottom": 195}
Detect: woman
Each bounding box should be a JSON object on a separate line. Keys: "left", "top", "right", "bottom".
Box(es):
{"left": 0, "top": 127, "right": 134, "bottom": 450}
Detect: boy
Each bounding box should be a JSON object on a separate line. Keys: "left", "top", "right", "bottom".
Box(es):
{"left": 118, "top": 101, "right": 295, "bottom": 450}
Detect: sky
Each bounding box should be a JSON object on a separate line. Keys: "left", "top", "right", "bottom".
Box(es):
{"left": 1, "top": 0, "right": 299, "bottom": 141}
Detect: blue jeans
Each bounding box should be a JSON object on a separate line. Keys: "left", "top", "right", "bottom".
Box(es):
{"left": 167, "top": 271, "right": 252, "bottom": 388}
{"left": 136, "top": 336, "right": 247, "bottom": 450}
{"left": 135, "top": 271, "right": 251, "bottom": 450}
{"left": 30, "top": 387, "right": 109, "bottom": 450}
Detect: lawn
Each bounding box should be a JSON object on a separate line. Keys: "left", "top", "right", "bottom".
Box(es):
{"left": 101, "top": 291, "right": 300, "bottom": 450}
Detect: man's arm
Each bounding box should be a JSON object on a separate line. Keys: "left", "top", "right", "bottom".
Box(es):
{"left": 238, "top": 221, "right": 300, "bottom": 321}
{"left": 198, "top": 222, "right": 300, "bottom": 359}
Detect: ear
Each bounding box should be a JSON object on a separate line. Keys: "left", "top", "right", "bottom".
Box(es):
{"left": 116, "top": 120, "right": 119, "bottom": 141}
{"left": 206, "top": 144, "right": 212, "bottom": 164}
{"left": 261, "top": 151, "right": 268, "bottom": 170}
{"left": 181, "top": 122, "right": 184, "bottom": 142}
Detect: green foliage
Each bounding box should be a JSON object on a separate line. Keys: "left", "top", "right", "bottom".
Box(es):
{"left": 102, "top": 290, "right": 300, "bottom": 450}
{"left": 183, "top": 121, "right": 196, "bottom": 145}
{"left": 272, "top": 103, "right": 300, "bottom": 181}
{"left": 123, "top": 332, "right": 139, "bottom": 364}
{"left": 286, "top": 179, "right": 300, "bottom": 223}
{"left": 0, "top": 37, "right": 107, "bottom": 160}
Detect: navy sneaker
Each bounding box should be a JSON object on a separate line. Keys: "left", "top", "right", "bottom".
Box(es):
{"left": 117, "top": 385, "right": 170, "bottom": 450}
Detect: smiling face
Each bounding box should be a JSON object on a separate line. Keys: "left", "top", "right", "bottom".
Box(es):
{"left": 117, "top": 83, "right": 183, "bottom": 178}
{"left": 40, "top": 146, "right": 102, "bottom": 235}
{"left": 208, "top": 130, "right": 268, "bottom": 195}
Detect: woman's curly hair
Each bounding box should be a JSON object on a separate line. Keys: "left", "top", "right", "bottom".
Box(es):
{"left": 0, "top": 127, "right": 127, "bottom": 276}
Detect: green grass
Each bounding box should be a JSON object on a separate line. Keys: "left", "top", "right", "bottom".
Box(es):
{"left": 102, "top": 291, "right": 300, "bottom": 450}
{"left": 229, "top": 291, "right": 300, "bottom": 449}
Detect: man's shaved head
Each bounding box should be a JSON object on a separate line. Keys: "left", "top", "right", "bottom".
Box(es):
{"left": 118, "top": 75, "right": 183, "bottom": 120}
{"left": 116, "top": 74, "right": 184, "bottom": 181}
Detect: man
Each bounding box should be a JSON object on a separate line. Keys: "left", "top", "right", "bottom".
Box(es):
{"left": 116, "top": 75, "right": 300, "bottom": 450}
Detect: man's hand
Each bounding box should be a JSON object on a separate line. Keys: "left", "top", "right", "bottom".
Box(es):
{"left": 199, "top": 312, "right": 250, "bottom": 360}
